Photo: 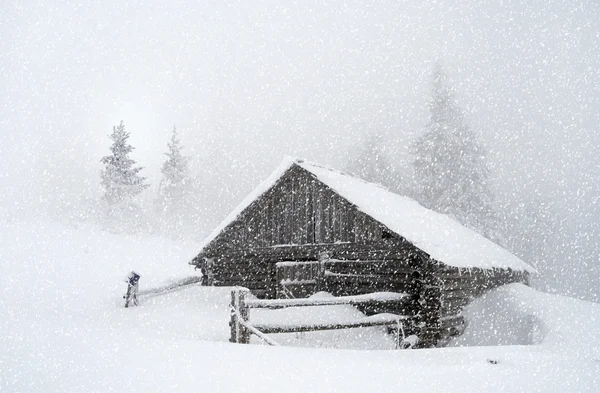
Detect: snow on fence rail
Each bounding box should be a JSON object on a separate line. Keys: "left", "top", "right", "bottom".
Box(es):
{"left": 229, "top": 287, "right": 413, "bottom": 346}
{"left": 245, "top": 292, "right": 410, "bottom": 309}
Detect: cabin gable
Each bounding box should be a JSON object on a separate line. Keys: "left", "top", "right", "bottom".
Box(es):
{"left": 199, "top": 163, "right": 406, "bottom": 258}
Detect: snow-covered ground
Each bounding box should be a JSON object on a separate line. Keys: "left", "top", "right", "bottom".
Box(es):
{"left": 1, "top": 219, "right": 599, "bottom": 392}
{"left": 450, "top": 283, "right": 600, "bottom": 357}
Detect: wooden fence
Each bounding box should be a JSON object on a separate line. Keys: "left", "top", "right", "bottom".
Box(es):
{"left": 229, "top": 287, "right": 416, "bottom": 348}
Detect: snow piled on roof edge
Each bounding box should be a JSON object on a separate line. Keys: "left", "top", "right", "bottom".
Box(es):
{"left": 296, "top": 161, "right": 536, "bottom": 274}
{"left": 194, "top": 156, "right": 298, "bottom": 256}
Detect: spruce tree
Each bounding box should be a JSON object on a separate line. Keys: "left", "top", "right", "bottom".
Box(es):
{"left": 411, "top": 64, "right": 499, "bottom": 240}
{"left": 156, "top": 126, "right": 199, "bottom": 237}
{"left": 100, "top": 121, "right": 149, "bottom": 205}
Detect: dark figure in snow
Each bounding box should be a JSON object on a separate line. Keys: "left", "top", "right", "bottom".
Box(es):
{"left": 124, "top": 271, "right": 141, "bottom": 308}
{"left": 200, "top": 266, "right": 209, "bottom": 286}
{"left": 199, "top": 258, "right": 214, "bottom": 286}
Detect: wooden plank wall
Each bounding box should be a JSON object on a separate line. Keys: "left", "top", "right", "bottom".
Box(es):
{"left": 321, "top": 258, "right": 420, "bottom": 318}
{"left": 201, "top": 164, "right": 387, "bottom": 256}
{"left": 206, "top": 242, "right": 421, "bottom": 298}
{"left": 276, "top": 261, "right": 321, "bottom": 299}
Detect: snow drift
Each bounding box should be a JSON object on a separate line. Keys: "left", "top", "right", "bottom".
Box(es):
{"left": 450, "top": 283, "right": 600, "bottom": 360}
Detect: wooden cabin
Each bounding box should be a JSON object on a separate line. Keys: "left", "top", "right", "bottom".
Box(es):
{"left": 190, "top": 157, "right": 534, "bottom": 347}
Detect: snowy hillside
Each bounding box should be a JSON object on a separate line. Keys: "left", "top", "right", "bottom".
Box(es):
{"left": 1, "top": 220, "right": 599, "bottom": 392}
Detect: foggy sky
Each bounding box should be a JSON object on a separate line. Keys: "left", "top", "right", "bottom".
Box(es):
{"left": 1, "top": 1, "right": 599, "bottom": 297}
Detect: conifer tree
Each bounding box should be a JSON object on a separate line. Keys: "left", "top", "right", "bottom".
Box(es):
{"left": 155, "top": 126, "right": 199, "bottom": 237}
{"left": 411, "top": 64, "right": 499, "bottom": 240}
{"left": 100, "top": 121, "right": 149, "bottom": 205}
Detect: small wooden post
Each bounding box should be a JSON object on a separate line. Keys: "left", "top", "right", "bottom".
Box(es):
{"left": 124, "top": 271, "right": 141, "bottom": 308}
{"left": 230, "top": 287, "right": 251, "bottom": 344}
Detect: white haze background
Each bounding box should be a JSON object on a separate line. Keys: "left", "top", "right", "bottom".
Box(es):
{"left": 1, "top": 1, "right": 599, "bottom": 300}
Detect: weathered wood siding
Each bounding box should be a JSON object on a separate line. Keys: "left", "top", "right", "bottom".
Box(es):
{"left": 197, "top": 163, "right": 410, "bottom": 300}
{"left": 276, "top": 261, "right": 321, "bottom": 299}
{"left": 201, "top": 164, "right": 390, "bottom": 257}
{"left": 321, "top": 258, "right": 421, "bottom": 318}
{"left": 206, "top": 241, "right": 423, "bottom": 298}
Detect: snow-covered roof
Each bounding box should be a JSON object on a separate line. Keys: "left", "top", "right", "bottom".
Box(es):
{"left": 197, "top": 157, "right": 535, "bottom": 273}
{"left": 196, "top": 157, "right": 296, "bottom": 255}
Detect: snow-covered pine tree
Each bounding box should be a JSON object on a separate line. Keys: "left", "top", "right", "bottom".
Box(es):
{"left": 157, "top": 126, "right": 190, "bottom": 210}
{"left": 100, "top": 121, "right": 149, "bottom": 205}
{"left": 155, "top": 126, "right": 199, "bottom": 238}
{"left": 411, "top": 64, "right": 500, "bottom": 240}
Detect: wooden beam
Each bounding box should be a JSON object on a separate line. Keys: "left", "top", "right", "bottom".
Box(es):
{"left": 238, "top": 319, "right": 280, "bottom": 346}
{"left": 253, "top": 315, "right": 409, "bottom": 334}
{"left": 245, "top": 292, "right": 411, "bottom": 309}
{"left": 202, "top": 241, "right": 424, "bottom": 263}
{"left": 323, "top": 272, "right": 415, "bottom": 284}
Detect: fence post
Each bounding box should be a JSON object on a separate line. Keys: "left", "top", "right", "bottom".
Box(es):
{"left": 316, "top": 251, "right": 329, "bottom": 292}
{"left": 230, "top": 287, "right": 251, "bottom": 344}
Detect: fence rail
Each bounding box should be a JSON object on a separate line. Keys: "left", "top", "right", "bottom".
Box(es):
{"left": 253, "top": 314, "right": 409, "bottom": 334}
{"left": 245, "top": 292, "right": 410, "bottom": 309}
{"left": 229, "top": 287, "right": 414, "bottom": 347}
